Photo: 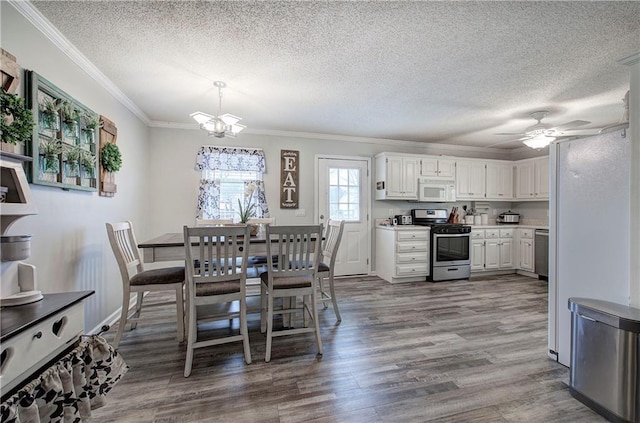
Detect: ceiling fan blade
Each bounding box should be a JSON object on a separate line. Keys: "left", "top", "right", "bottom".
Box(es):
{"left": 553, "top": 120, "right": 591, "bottom": 131}
{"left": 485, "top": 137, "right": 530, "bottom": 148}
{"left": 555, "top": 128, "right": 602, "bottom": 137}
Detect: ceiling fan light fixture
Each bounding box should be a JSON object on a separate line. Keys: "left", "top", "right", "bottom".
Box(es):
{"left": 191, "top": 81, "right": 245, "bottom": 138}
{"left": 523, "top": 135, "right": 555, "bottom": 150}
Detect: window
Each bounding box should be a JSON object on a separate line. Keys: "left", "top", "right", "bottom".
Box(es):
{"left": 195, "top": 147, "right": 269, "bottom": 220}
{"left": 328, "top": 167, "right": 360, "bottom": 221}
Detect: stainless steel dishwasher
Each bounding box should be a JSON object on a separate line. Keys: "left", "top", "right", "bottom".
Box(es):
{"left": 534, "top": 229, "right": 548, "bottom": 279}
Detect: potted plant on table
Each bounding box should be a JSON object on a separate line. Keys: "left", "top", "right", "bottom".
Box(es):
{"left": 237, "top": 182, "right": 259, "bottom": 235}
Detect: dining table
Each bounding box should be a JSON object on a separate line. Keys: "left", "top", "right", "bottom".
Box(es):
{"left": 138, "top": 231, "right": 271, "bottom": 263}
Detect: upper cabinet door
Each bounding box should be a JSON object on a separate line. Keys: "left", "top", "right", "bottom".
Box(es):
{"left": 437, "top": 159, "right": 456, "bottom": 178}
{"left": 419, "top": 158, "right": 456, "bottom": 178}
{"left": 535, "top": 157, "right": 549, "bottom": 199}
{"left": 419, "top": 157, "right": 439, "bottom": 177}
{"left": 515, "top": 162, "right": 535, "bottom": 199}
{"left": 456, "top": 160, "right": 486, "bottom": 199}
{"left": 403, "top": 158, "right": 419, "bottom": 199}
{"left": 486, "top": 162, "right": 514, "bottom": 200}
{"left": 385, "top": 156, "right": 405, "bottom": 197}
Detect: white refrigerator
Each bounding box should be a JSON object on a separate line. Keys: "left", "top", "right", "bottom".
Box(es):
{"left": 549, "top": 128, "right": 631, "bottom": 367}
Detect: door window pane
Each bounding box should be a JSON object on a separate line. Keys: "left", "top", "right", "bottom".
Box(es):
{"left": 328, "top": 167, "right": 360, "bottom": 221}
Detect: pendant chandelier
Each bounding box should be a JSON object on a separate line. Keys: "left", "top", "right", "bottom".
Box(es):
{"left": 190, "top": 81, "right": 245, "bottom": 138}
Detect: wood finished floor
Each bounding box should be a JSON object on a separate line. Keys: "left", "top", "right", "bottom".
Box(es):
{"left": 93, "top": 274, "right": 606, "bottom": 423}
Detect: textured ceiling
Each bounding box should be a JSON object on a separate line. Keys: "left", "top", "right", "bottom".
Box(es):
{"left": 28, "top": 1, "right": 640, "bottom": 149}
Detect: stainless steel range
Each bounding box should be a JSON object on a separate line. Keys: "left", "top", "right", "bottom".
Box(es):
{"left": 411, "top": 209, "right": 472, "bottom": 282}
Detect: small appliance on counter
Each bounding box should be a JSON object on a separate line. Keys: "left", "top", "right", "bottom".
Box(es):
{"left": 394, "top": 215, "right": 412, "bottom": 225}
{"left": 497, "top": 210, "right": 520, "bottom": 224}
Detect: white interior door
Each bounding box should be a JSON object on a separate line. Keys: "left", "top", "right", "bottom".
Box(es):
{"left": 316, "top": 157, "right": 370, "bottom": 276}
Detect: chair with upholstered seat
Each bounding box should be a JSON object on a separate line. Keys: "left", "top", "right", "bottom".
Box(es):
{"left": 183, "top": 224, "right": 252, "bottom": 376}
{"left": 106, "top": 221, "right": 185, "bottom": 349}
{"left": 317, "top": 219, "right": 345, "bottom": 322}
{"left": 260, "top": 224, "right": 323, "bottom": 362}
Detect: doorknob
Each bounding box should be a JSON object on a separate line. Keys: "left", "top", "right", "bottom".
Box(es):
{"left": 320, "top": 214, "right": 325, "bottom": 219}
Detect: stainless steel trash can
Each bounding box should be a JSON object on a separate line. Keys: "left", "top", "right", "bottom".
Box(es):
{"left": 568, "top": 298, "right": 640, "bottom": 423}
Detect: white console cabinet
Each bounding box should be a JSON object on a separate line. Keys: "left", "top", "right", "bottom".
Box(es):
{"left": 376, "top": 226, "right": 430, "bottom": 283}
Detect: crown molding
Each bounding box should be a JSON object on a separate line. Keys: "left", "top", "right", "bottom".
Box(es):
{"left": 8, "top": 0, "right": 151, "bottom": 125}
{"left": 148, "top": 120, "right": 513, "bottom": 159}
{"left": 618, "top": 52, "right": 640, "bottom": 66}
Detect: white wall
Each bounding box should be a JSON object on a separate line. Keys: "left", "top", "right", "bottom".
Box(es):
{"left": 1, "top": 3, "right": 150, "bottom": 331}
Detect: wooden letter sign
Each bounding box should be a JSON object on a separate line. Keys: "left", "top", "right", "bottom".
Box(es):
{"left": 280, "top": 149, "right": 299, "bottom": 209}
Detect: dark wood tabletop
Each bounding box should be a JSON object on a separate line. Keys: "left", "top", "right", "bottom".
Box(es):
{"left": 138, "top": 232, "right": 268, "bottom": 248}
{"left": 1, "top": 291, "right": 94, "bottom": 342}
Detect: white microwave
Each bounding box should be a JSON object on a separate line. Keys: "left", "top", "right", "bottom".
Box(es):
{"left": 418, "top": 178, "right": 456, "bottom": 202}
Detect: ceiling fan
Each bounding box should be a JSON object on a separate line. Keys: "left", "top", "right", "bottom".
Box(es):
{"left": 490, "top": 110, "right": 600, "bottom": 149}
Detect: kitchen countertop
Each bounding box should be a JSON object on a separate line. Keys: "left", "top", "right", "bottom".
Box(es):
{"left": 376, "top": 223, "right": 548, "bottom": 230}
{"left": 376, "top": 224, "right": 430, "bottom": 231}
{"left": 469, "top": 224, "right": 549, "bottom": 230}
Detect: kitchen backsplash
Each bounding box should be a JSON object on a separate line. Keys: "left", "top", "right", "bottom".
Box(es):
{"left": 387, "top": 200, "right": 549, "bottom": 226}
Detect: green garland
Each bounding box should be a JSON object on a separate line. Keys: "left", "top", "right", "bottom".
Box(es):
{"left": 1, "top": 89, "right": 34, "bottom": 145}
{"left": 100, "top": 142, "right": 122, "bottom": 173}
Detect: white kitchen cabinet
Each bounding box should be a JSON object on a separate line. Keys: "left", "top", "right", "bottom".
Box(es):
{"left": 486, "top": 162, "right": 514, "bottom": 200}
{"left": 471, "top": 237, "right": 485, "bottom": 271}
{"left": 456, "top": 160, "right": 486, "bottom": 199}
{"left": 535, "top": 157, "right": 549, "bottom": 199}
{"left": 518, "top": 228, "right": 535, "bottom": 271}
{"left": 420, "top": 157, "right": 456, "bottom": 178}
{"left": 376, "top": 226, "right": 430, "bottom": 283}
{"left": 471, "top": 228, "right": 514, "bottom": 272}
{"left": 515, "top": 157, "right": 549, "bottom": 200}
{"left": 375, "top": 153, "right": 419, "bottom": 200}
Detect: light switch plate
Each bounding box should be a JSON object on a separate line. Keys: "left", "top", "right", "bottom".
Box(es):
{"left": 295, "top": 209, "right": 306, "bottom": 217}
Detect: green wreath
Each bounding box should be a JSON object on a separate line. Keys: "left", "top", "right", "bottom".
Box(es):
{"left": 1, "top": 90, "right": 34, "bottom": 145}
{"left": 100, "top": 142, "right": 122, "bottom": 173}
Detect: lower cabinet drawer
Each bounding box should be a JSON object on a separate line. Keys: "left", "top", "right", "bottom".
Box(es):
{"left": 396, "top": 231, "right": 429, "bottom": 242}
{"left": 396, "top": 242, "right": 428, "bottom": 253}
{"left": 396, "top": 252, "right": 428, "bottom": 264}
{"left": 0, "top": 303, "right": 84, "bottom": 392}
{"left": 396, "top": 263, "right": 429, "bottom": 276}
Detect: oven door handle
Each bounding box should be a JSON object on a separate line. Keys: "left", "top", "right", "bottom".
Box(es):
{"left": 433, "top": 233, "right": 470, "bottom": 238}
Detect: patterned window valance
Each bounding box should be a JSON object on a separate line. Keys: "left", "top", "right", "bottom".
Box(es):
{"left": 195, "top": 146, "right": 266, "bottom": 172}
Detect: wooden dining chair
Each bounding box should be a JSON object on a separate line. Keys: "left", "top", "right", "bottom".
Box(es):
{"left": 183, "top": 224, "right": 252, "bottom": 377}
{"left": 260, "top": 224, "right": 323, "bottom": 362}
{"left": 317, "top": 219, "right": 345, "bottom": 322}
{"left": 106, "top": 221, "right": 185, "bottom": 349}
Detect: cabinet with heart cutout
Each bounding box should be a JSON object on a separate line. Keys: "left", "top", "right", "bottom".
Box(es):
{"left": 0, "top": 291, "right": 94, "bottom": 398}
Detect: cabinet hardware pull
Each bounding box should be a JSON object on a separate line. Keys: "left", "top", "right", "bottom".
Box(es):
{"left": 33, "top": 331, "right": 42, "bottom": 339}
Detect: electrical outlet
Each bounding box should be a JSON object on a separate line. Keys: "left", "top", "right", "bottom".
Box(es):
{"left": 295, "top": 209, "right": 306, "bottom": 217}
{"left": 389, "top": 208, "right": 395, "bottom": 216}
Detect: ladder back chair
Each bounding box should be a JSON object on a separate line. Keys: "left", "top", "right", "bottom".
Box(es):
{"left": 183, "top": 225, "right": 252, "bottom": 376}
{"left": 317, "top": 219, "right": 345, "bottom": 322}
{"left": 106, "top": 221, "right": 185, "bottom": 349}
{"left": 260, "top": 224, "right": 323, "bottom": 362}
